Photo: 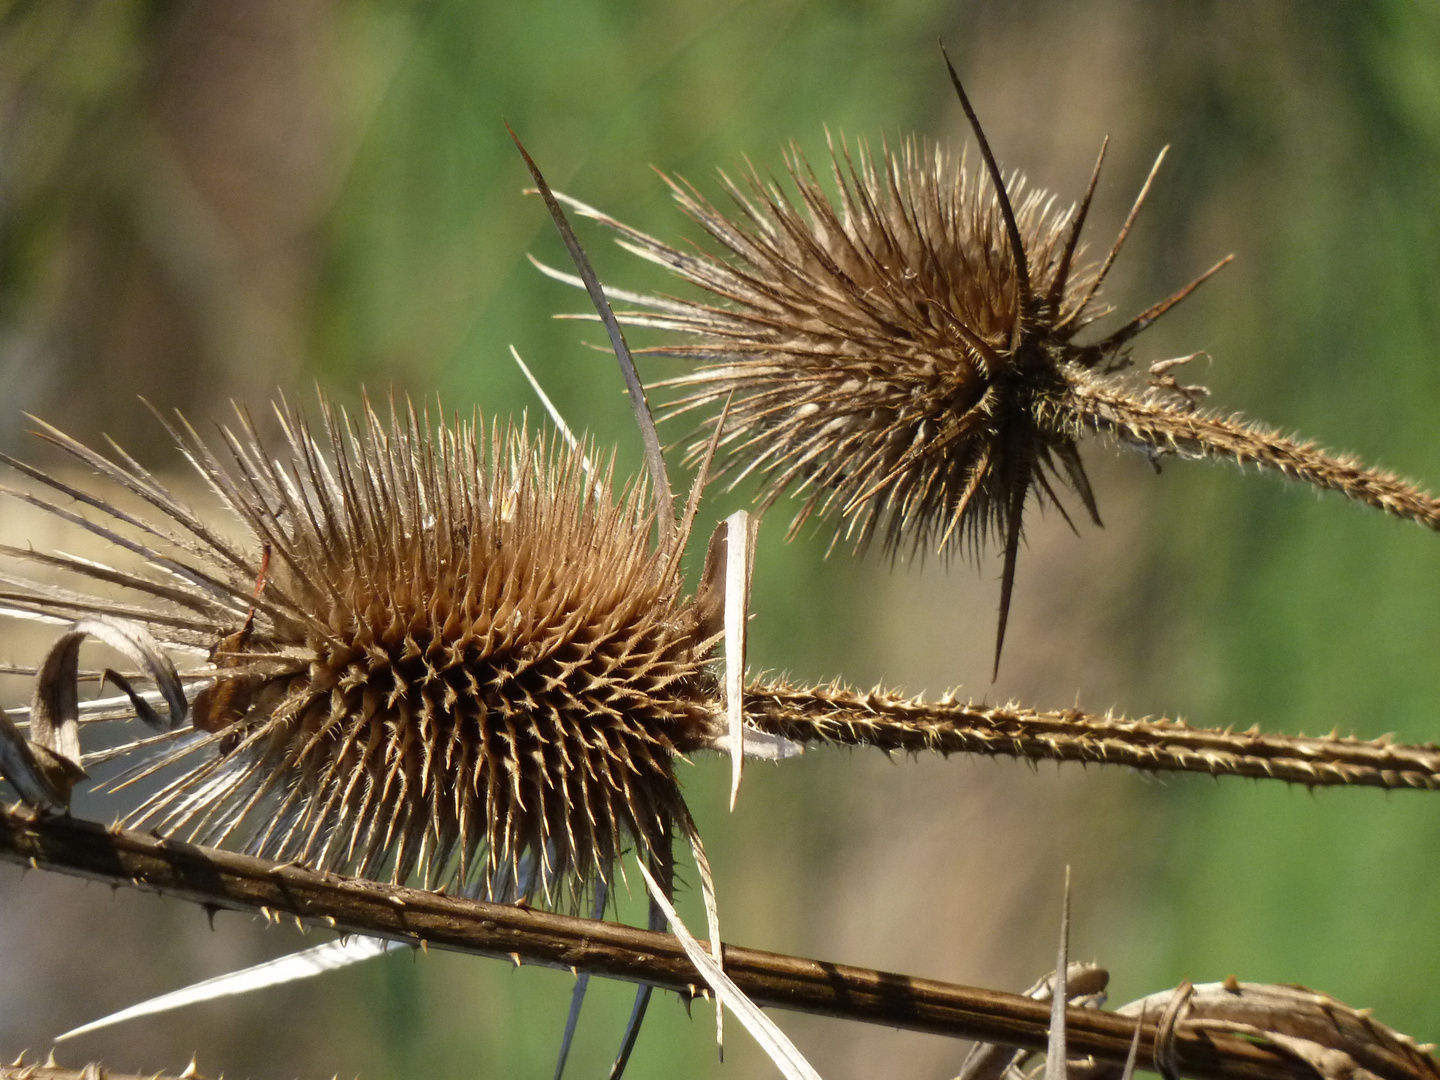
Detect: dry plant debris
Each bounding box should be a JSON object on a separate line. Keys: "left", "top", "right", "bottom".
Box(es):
{"left": 963, "top": 972, "right": 1440, "bottom": 1080}
{"left": 3, "top": 58, "right": 1440, "bottom": 1080}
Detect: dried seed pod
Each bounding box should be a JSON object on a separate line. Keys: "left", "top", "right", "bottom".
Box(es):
{"left": 542, "top": 65, "right": 1440, "bottom": 671}
{"left": 0, "top": 397, "right": 722, "bottom": 905}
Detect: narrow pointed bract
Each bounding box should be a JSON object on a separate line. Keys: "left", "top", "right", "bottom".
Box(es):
{"left": 0, "top": 396, "right": 723, "bottom": 906}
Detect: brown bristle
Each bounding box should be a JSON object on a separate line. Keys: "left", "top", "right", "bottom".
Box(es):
{"left": 0, "top": 396, "right": 719, "bottom": 905}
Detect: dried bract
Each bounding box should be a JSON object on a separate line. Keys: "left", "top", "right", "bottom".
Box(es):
{"left": 0, "top": 398, "right": 721, "bottom": 905}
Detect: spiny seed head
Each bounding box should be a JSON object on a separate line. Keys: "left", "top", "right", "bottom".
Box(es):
{"left": 0, "top": 396, "right": 721, "bottom": 904}
{"left": 558, "top": 122, "right": 1225, "bottom": 669}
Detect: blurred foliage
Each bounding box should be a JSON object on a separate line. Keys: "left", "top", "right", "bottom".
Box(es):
{"left": 1109, "top": 0, "right": 1440, "bottom": 1040}
{"left": 3, "top": 2, "right": 1440, "bottom": 1079}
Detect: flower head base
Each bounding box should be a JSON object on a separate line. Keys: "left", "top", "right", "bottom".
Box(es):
{"left": 0, "top": 398, "right": 720, "bottom": 906}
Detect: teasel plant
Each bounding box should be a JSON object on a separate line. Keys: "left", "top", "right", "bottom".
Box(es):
{"left": 8, "top": 403, "right": 1440, "bottom": 1080}
{"left": 4, "top": 133, "right": 1440, "bottom": 1080}
{"left": 533, "top": 49, "right": 1440, "bottom": 674}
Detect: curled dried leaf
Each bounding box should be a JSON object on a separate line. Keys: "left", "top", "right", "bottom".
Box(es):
{"left": 31, "top": 616, "right": 186, "bottom": 765}
{"left": 1151, "top": 980, "right": 1194, "bottom": 1080}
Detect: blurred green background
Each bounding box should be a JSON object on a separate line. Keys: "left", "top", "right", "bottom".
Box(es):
{"left": 2, "top": 2, "right": 1440, "bottom": 1078}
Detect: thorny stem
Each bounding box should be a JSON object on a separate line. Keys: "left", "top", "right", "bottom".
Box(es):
{"left": 0, "top": 805, "right": 1323, "bottom": 1080}
{"left": 746, "top": 682, "right": 1440, "bottom": 791}
{"left": 1070, "top": 382, "right": 1440, "bottom": 530}
{"left": 0, "top": 1064, "right": 199, "bottom": 1080}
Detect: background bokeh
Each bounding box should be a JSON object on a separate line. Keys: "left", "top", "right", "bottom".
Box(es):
{"left": 3, "top": 2, "right": 1440, "bottom": 1078}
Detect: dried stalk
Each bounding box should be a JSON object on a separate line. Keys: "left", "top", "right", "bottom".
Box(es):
{"left": 746, "top": 681, "right": 1440, "bottom": 791}
{"left": 0, "top": 803, "right": 1316, "bottom": 1080}
{"left": 1071, "top": 383, "right": 1440, "bottom": 529}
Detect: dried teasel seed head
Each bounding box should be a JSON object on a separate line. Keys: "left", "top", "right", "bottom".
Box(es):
{"left": 542, "top": 126, "right": 1228, "bottom": 670}
{"left": 0, "top": 395, "right": 723, "bottom": 905}
{"left": 544, "top": 65, "right": 1440, "bottom": 673}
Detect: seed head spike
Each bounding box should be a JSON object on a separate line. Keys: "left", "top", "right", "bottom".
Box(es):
{"left": 993, "top": 455, "right": 1030, "bottom": 680}
{"left": 1091, "top": 254, "right": 1234, "bottom": 355}
{"left": 1048, "top": 137, "right": 1108, "bottom": 318}
{"left": 1045, "top": 868, "right": 1071, "bottom": 1080}
{"left": 940, "top": 43, "right": 1030, "bottom": 308}
{"left": 1064, "top": 146, "right": 1169, "bottom": 332}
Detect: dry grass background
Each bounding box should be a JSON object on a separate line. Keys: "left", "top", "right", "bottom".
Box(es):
{"left": 2, "top": 3, "right": 1439, "bottom": 1078}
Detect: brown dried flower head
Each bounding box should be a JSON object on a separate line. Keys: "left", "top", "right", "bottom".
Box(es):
{"left": 548, "top": 99, "right": 1225, "bottom": 667}
{"left": 0, "top": 397, "right": 721, "bottom": 904}
{"left": 548, "top": 61, "right": 1440, "bottom": 670}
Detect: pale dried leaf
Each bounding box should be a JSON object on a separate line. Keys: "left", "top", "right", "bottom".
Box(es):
{"left": 723, "top": 509, "right": 757, "bottom": 810}
{"left": 636, "top": 859, "right": 821, "bottom": 1080}
{"left": 0, "top": 707, "right": 70, "bottom": 811}
{"left": 55, "top": 937, "right": 398, "bottom": 1043}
